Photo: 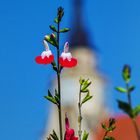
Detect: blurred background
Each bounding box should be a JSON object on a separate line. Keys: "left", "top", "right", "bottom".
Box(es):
{"left": 0, "top": 0, "right": 140, "bottom": 139}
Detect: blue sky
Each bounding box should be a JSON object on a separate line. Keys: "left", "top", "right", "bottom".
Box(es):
{"left": 0, "top": 0, "right": 140, "bottom": 139}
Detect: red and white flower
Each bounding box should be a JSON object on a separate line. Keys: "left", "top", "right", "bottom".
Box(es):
{"left": 35, "top": 40, "right": 54, "bottom": 64}
{"left": 64, "top": 114, "right": 78, "bottom": 140}
{"left": 59, "top": 42, "right": 77, "bottom": 68}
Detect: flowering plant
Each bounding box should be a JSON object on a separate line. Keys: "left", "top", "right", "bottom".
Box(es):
{"left": 35, "top": 5, "right": 140, "bottom": 140}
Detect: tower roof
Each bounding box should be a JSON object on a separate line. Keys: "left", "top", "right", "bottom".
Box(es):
{"left": 69, "top": 0, "right": 95, "bottom": 49}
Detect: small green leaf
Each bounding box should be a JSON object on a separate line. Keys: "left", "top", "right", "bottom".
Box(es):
{"left": 122, "top": 65, "right": 131, "bottom": 83}
{"left": 44, "top": 96, "right": 57, "bottom": 105}
{"left": 81, "top": 79, "right": 91, "bottom": 91}
{"left": 60, "top": 28, "right": 70, "bottom": 33}
{"left": 132, "top": 105, "right": 140, "bottom": 118}
{"left": 79, "top": 77, "right": 85, "bottom": 85}
{"left": 108, "top": 125, "right": 116, "bottom": 132}
{"left": 115, "top": 87, "right": 127, "bottom": 93}
{"left": 49, "top": 25, "right": 57, "bottom": 32}
{"left": 82, "top": 131, "right": 89, "bottom": 140}
{"left": 104, "top": 136, "right": 115, "bottom": 140}
{"left": 54, "top": 18, "right": 58, "bottom": 23}
{"left": 50, "top": 130, "right": 59, "bottom": 140}
{"left": 117, "top": 100, "right": 133, "bottom": 118}
{"left": 128, "top": 86, "right": 135, "bottom": 92}
{"left": 48, "top": 90, "right": 53, "bottom": 97}
{"left": 102, "top": 123, "right": 107, "bottom": 131}
{"left": 81, "top": 93, "right": 92, "bottom": 105}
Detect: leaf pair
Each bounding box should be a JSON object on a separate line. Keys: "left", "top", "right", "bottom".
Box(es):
{"left": 117, "top": 100, "right": 140, "bottom": 118}
{"left": 115, "top": 86, "right": 135, "bottom": 93}
{"left": 50, "top": 25, "right": 70, "bottom": 33}
{"left": 82, "top": 131, "right": 89, "bottom": 140}
{"left": 102, "top": 118, "right": 116, "bottom": 140}
{"left": 44, "top": 89, "right": 60, "bottom": 106}
{"left": 79, "top": 78, "right": 92, "bottom": 105}
{"left": 47, "top": 130, "right": 59, "bottom": 140}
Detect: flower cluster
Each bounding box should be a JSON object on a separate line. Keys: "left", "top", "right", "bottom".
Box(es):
{"left": 35, "top": 41, "right": 77, "bottom": 68}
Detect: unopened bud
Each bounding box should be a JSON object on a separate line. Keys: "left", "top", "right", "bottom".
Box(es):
{"left": 64, "top": 42, "right": 69, "bottom": 53}
{"left": 43, "top": 40, "right": 49, "bottom": 50}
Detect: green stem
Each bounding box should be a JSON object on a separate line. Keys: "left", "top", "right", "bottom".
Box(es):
{"left": 57, "top": 20, "right": 63, "bottom": 140}
{"left": 103, "top": 131, "right": 108, "bottom": 140}
{"left": 126, "top": 83, "right": 140, "bottom": 140}
{"left": 78, "top": 85, "right": 82, "bottom": 140}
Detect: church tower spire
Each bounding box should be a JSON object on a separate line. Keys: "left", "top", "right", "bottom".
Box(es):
{"left": 69, "top": 0, "right": 92, "bottom": 48}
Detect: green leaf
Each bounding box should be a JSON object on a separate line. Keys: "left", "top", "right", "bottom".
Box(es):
{"left": 48, "top": 90, "right": 53, "bottom": 97}
{"left": 50, "top": 130, "right": 59, "bottom": 140}
{"left": 60, "top": 28, "right": 70, "bottom": 33}
{"left": 81, "top": 93, "right": 92, "bottom": 105}
{"left": 108, "top": 125, "right": 116, "bottom": 132}
{"left": 54, "top": 18, "right": 58, "bottom": 23}
{"left": 44, "top": 96, "right": 57, "bottom": 105}
{"left": 79, "top": 77, "right": 85, "bottom": 85}
{"left": 122, "top": 65, "right": 131, "bottom": 83}
{"left": 82, "top": 131, "right": 89, "bottom": 140}
{"left": 81, "top": 79, "right": 91, "bottom": 91}
{"left": 117, "top": 100, "right": 133, "bottom": 118}
{"left": 132, "top": 105, "right": 140, "bottom": 118}
{"left": 115, "top": 87, "right": 127, "bottom": 93}
{"left": 104, "top": 136, "right": 115, "bottom": 140}
{"left": 128, "top": 86, "right": 135, "bottom": 92}
{"left": 102, "top": 123, "right": 107, "bottom": 131}
{"left": 49, "top": 25, "right": 57, "bottom": 32}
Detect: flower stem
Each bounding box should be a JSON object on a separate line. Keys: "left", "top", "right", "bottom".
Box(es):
{"left": 78, "top": 85, "right": 82, "bottom": 140}
{"left": 103, "top": 131, "right": 108, "bottom": 140}
{"left": 126, "top": 83, "right": 140, "bottom": 140}
{"left": 57, "top": 20, "right": 63, "bottom": 140}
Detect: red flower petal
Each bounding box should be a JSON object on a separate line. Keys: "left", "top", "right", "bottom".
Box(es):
{"left": 59, "top": 57, "right": 77, "bottom": 68}
{"left": 35, "top": 55, "right": 54, "bottom": 64}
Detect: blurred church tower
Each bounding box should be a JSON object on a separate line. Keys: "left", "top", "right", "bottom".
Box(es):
{"left": 44, "top": 0, "right": 108, "bottom": 139}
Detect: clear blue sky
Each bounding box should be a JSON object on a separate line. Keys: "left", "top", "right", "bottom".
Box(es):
{"left": 0, "top": 0, "right": 140, "bottom": 139}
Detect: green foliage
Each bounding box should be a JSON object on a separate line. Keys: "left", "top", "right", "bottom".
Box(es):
{"left": 132, "top": 105, "right": 140, "bottom": 118}
{"left": 82, "top": 131, "right": 89, "bottom": 140}
{"left": 122, "top": 65, "right": 131, "bottom": 83}
{"left": 47, "top": 130, "right": 59, "bottom": 140}
{"left": 60, "top": 28, "right": 70, "bottom": 33}
{"left": 102, "top": 118, "right": 116, "bottom": 140}
{"left": 128, "top": 86, "right": 135, "bottom": 92}
{"left": 79, "top": 78, "right": 92, "bottom": 105}
{"left": 80, "top": 79, "right": 91, "bottom": 92}
{"left": 117, "top": 100, "right": 133, "bottom": 118}
{"left": 50, "top": 25, "right": 58, "bottom": 32}
{"left": 54, "top": 18, "right": 58, "bottom": 23}
{"left": 44, "top": 90, "right": 59, "bottom": 106}
{"left": 115, "top": 87, "right": 127, "bottom": 93}
{"left": 81, "top": 92, "right": 92, "bottom": 105}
